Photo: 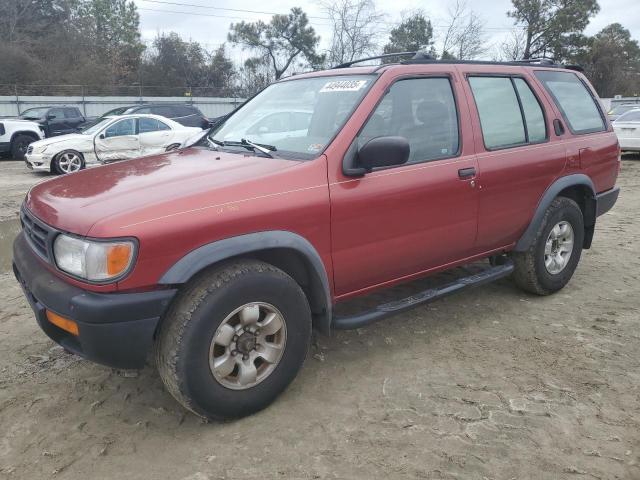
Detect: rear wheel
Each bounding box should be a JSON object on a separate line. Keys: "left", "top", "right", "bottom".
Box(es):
{"left": 10, "top": 134, "right": 35, "bottom": 160}
{"left": 156, "top": 260, "right": 312, "bottom": 419}
{"left": 53, "top": 150, "right": 84, "bottom": 174}
{"left": 512, "top": 197, "right": 584, "bottom": 295}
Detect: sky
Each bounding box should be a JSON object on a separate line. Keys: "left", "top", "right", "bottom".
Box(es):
{"left": 131, "top": 0, "right": 640, "bottom": 64}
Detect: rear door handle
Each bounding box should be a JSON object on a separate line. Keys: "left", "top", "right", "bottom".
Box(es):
{"left": 458, "top": 167, "right": 476, "bottom": 179}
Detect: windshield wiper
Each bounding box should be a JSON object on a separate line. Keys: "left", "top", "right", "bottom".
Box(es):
{"left": 241, "top": 138, "right": 276, "bottom": 157}
{"left": 213, "top": 138, "right": 277, "bottom": 158}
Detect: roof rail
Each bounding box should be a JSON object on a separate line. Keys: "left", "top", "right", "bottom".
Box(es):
{"left": 333, "top": 51, "right": 419, "bottom": 69}
{"left": 332, "top": 52, "right": 584, "bottom": 72}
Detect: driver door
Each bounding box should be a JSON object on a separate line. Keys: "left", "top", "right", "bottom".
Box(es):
{"left": 94, "top": 118, "right": 141, "bottom": 162}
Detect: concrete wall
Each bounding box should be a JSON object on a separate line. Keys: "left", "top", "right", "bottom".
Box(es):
{"left": 0, "top": 96, "right": 244, "bottom": 119}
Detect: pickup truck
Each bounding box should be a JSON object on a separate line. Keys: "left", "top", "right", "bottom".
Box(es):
{"left": 18, "top": 106, "right": 85, "bottom": 137}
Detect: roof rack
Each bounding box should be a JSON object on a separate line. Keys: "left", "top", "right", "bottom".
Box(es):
{"left": 333, "top": 51, "right": 583, "bottom": 72}
{"left": 333, "top": 51, "right": 431, "bottom": 69}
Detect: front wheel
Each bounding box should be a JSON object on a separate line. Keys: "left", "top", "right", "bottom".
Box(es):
{"left": 53, "top": 150, "right": 84, "bottom": 174}
{"left": 155, "top": 260, "right": 312, "bottom": 419}
{"left": 512, "top": 196, "right": 584, "bottom": 295}
{"left": 11, "top": 134, "right": 35, "bottom": 160}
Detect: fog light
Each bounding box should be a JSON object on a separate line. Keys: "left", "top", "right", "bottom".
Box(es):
{"left": 46, "top": 310, "right": 79, "bottom": 336}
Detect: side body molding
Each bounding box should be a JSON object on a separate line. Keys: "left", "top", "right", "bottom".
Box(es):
{"left": 159, "top": 231, "right": 333, "bottom": 333}
{"left": 514, "top": 174, "right": 596, "bottom": 252}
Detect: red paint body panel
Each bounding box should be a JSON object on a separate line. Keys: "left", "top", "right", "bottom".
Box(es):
{"left": 23, "top": 63, "right": 620, "bottom": 303}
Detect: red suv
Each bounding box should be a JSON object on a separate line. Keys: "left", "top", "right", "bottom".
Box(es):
{"left": 13, "top": 54, "right": 620, "bottom": 419}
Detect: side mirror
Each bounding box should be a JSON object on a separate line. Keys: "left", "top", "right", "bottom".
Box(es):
{"left": 98, "top": 133, "right": 105, "bottom": 139}
{"left": 46, "top": 114, "right": 56, "bottom": 120}
{"left": 345, "top": 136, "right": 410, "bottom": 176}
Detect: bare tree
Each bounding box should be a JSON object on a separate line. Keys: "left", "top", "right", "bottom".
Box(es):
{"left": 323, "top": 0, "right": 384, "bottom": 66}
{"left": 440, "top": 0, "right": 486, "bottom": 60}
{"left": 499, "top": 28, "right": 527, "bottom": 60}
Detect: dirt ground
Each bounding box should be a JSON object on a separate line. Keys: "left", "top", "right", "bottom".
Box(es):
{"left": 0, "top": 157, "right": 639, "bottom": 480}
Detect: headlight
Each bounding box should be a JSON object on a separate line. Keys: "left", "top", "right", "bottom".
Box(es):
{"left": 53, "top": 234, "right": 136, "bottom": 282}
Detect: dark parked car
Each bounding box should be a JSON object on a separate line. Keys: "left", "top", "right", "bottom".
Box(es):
{"left": 18, "top": 106, "right": 85, "bottom": 137}
{"left": 82, "top": 103, "right": 211, "bottom": 130}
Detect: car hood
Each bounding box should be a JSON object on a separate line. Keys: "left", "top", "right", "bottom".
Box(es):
{"left": 31, "top": 133, "right": 88, "bottom": 148}
{"left": 26, "top": 147, "right": 304, "bottom": 235}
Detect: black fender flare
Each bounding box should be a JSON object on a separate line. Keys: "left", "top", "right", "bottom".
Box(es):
{"left": 11, "top": 130, "right": 40, "bottom": 143}
{"left": 159, "top": 231, "right": 333, "bottom": 333}
{"left": 514, "top": 174, "right": 596, "bottom": 251}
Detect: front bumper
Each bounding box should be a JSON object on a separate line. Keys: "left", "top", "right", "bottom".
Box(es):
{"left": 13, "top": 232, "right": 177, "bottom": 369}
{"left": 25, "top": 152, "right": 52, "bottom": 171}
{"left": 596, "top": 187, "right": 619, "bottom": 217}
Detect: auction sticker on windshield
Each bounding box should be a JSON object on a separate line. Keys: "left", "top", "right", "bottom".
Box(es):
{"left": 320, "top": 80, "right": 369, "bottom": 93}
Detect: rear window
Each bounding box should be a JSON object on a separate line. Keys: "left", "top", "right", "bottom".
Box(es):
{"left": 534, "top": 71, "right": 605, "bottom": 134}
{"left": 616, "top": 110, "right": 640, "bottom": 122}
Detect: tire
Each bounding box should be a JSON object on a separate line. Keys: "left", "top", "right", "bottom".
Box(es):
{"left": 10, "top": 134, "right": 35, "bottom": 160}
{"left": 52, "top": 150, "right": 84, "bottom": 174}
{"left": 512, "top": 196, "right": 584, "bottom": 295}
{"left": 156, "top": 260, "right": 312, "bottom": 420}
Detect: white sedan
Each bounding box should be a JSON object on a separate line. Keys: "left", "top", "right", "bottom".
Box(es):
{"left": 613, "top": 109, "right": 640, "bottom": 153}
{"left": 25, "top": 114, "right": 202, "bottom": 174}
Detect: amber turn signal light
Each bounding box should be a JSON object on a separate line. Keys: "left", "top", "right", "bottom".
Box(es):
{"left": 106, "top": 243, "right": 133, "bottom": 276}
{"left": 46, "top": 310, "right": 79, "bottom": 336}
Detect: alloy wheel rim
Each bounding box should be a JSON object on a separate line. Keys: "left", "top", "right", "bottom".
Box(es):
{"left": 544, "top": 220, "right": 574, "bottom": 274}
{"left": 209, "top": 302, "right": 287, "bottom": 390}
{"left": 58, "top": 152, "right": 82, "bottom": 173}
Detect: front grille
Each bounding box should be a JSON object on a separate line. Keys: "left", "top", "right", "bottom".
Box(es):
{"left": 20, "top": 207, "right": 52, "bottom": 261}
{"left": 26, "top": 145, "right": 33, "bottom": 155}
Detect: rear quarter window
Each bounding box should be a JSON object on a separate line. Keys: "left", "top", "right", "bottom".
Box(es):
{"left": 534, "top": 71, "right": 605, "bottom": 134}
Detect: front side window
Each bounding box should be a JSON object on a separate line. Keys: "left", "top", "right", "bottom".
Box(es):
{"left": 359, "top": 77, "right": 459, "bottom": 163}
{"left": 139, "top": 117, "right": 170, "bottom": 133}
{"left": 49, "top": 108, "right": 65, "bottom": 120}
{"left": 534, "top": 71, "right": 605, "bottom": 134}
{"left": 64, "top": 108, "right": 78, "bottom": 118}
{"left": 104, "top": 118, "right": 136, "bottom": 138}
{"left": 212, "top": 75, "right": 374, "bottom": 158}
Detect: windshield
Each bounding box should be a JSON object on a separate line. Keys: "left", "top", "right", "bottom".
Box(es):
{"left": 19, "top": 107, "right": 49, "bottom": 119}
{"left": 82, "top": 118, "right": 113, "bottom": 135}
{"left": 211, "top": 75, "right": 375, "bottom": 158}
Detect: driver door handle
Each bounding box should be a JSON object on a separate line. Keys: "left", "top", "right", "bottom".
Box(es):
{"left": 458, "top": 167, "right": 476, "bottom": 179}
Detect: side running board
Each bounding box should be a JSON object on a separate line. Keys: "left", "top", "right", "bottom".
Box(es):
{"left": 332, "top": 261, "right": 514, "bottom": 330}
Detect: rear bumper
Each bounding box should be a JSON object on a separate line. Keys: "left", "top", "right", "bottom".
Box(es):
{"left": 13, "top": 232, "right": 177, "bottom": 369}
{"left": 596, "top": 187, "right": 619, "bottom": 217}
{"left": 617, "top": 137, "right": 640, "bottom": 151}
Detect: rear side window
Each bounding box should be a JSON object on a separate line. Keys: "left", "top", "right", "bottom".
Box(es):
{"left": 139, "top": 117, "right": 171, "bottom": 133}
{"left": 534, "top": 71, "right": 605, "bottom": 134}
{"left": 359, "top": 77, "right": 459, "bottom": 164}
{"left": 469, "top": 77, "right": 525, "bottom": 149}
{"left": 513, "top": 78, "right": 546, "bottom": 143}
{"left": 173, "top": 105, "right": 197, "bottom": 117}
